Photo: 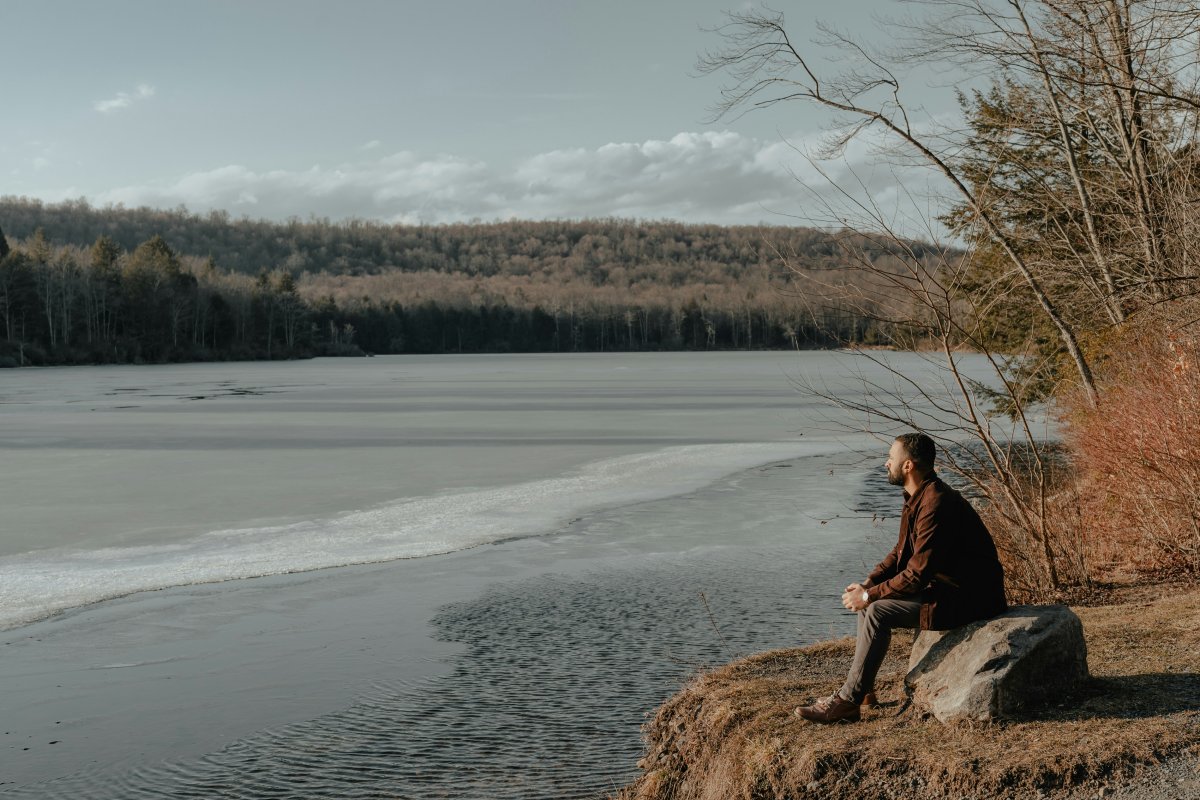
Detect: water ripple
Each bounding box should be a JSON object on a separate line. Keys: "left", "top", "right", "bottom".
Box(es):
{"left": 5, "top": 544, "right": 871, "bottom": 799}
{"left": 5, "top": 465, "right": 896, "bottom": 800}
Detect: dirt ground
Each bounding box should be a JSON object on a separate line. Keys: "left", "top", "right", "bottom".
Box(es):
{"left": 614, "top": 584, "right": 1200, "bottom": 800}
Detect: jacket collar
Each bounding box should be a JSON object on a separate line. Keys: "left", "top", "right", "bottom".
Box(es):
{"left": 902, "top": 473, "right": 939, "bottom": 509}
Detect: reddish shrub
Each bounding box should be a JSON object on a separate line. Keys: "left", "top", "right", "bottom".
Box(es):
{"left": 1066, "top": 308, "right": 1200, "bottom": 576}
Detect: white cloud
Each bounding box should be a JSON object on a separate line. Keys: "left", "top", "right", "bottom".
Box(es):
{"left": 94, "top": 84, "right": 156, "bottom": 114}
{"left": 82, "top": 129, "right": 946, "bottom": 234}
{"left": 361, "top": 139, "right": 381, "bottom": 150}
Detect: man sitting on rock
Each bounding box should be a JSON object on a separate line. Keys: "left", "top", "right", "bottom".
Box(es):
{"left": 795, "top": 432, "right": 1007, "bottom": 723}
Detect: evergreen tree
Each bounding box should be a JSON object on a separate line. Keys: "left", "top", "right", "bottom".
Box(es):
{"left": 87, "top": 236, "right": 123, "bottom": 347}
{"left": 91, "top": 235, "right": 121, "bottom": 274}
{"left": 122, "top": 235, "right": 186, "bottom": 355}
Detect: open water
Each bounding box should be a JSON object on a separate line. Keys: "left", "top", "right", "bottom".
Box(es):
{"left": 0, "top": 352, "right": 988, "bottom": 798}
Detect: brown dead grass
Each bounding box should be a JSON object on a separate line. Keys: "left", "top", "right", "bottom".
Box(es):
{"left": 614, "top": 586, "right": 1200, "bottom": 800}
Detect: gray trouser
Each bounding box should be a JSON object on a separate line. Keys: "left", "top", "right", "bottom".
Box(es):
{"left": 836, "top": 596, "right": 922, "bottom": 703}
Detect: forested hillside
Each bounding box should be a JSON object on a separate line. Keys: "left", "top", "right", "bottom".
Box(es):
{"left": 0, "top": 198, "right": 936, "bottom": 366}
{"left": 0, "top": 196, "right": 937, "bottom": 279}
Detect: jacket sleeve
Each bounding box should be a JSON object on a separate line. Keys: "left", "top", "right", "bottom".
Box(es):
{"left": 865, "top": 542, "right": 900, "bottom": 588}
{"left": 867, "top": 495, "right": 944, "bottom": 601}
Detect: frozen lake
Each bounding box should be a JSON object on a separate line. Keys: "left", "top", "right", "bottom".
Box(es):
{"left": 0, "top": 352, "right": 988, "bottom": 797}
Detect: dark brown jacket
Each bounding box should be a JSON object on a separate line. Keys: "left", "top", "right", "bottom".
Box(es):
{"left": 864, "top": 475, "right": 1007, "bottom": 631}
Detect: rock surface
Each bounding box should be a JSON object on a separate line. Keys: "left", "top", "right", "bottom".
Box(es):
{"left": 905, "top": 604, "right": 1088, "bottom": 723}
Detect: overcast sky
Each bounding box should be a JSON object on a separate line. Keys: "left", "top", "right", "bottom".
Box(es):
{"left": 2, "top": 0, "right": 961, "bottom": 230}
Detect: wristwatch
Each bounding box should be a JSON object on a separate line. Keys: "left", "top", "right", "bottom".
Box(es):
{"left": 861, "top": 590, "right": 870, "bottom": 604}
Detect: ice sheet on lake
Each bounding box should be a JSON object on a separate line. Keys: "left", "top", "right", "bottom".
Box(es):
{"left": 0, "top": 441, "right": 840, "bottom": 629}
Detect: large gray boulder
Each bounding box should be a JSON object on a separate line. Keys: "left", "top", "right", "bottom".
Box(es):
{"left": 905, "top": 604, "right": 1088, "bottom": 723}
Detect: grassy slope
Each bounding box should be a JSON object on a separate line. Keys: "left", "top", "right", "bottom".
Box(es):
{"left": 616, "top": 585, "right": 1200, "bottom": 800}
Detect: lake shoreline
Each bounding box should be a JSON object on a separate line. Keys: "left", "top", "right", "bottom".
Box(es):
{"left": 1, "top": 446, "right": 894, "bottom": 797}
{"left": 614, "top": 581, "right": 1200, "bottom": 800}
{"left": 0, "top": 352, "right": 1001, "bottom": 797}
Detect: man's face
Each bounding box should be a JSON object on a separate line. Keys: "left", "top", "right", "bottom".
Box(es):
{"left": 886, "top": 440, "right": 909, "bottom": 487}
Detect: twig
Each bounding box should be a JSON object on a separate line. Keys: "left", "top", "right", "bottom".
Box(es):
{"left": 699, "top": 591, "right": 732, "bottom": 658}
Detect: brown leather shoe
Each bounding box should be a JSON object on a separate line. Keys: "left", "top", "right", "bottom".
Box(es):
{"left": 861, "top": 691, "right": 879, "bottom": 708}
{"left": 793, "top": 694, "right": 861, "bottom": 723}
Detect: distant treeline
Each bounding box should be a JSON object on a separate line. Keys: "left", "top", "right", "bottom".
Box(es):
{"left": 0, "top": 198, "right": 937, "bottom": 366}
{"left": 0, "top": 196, "right": 943, "bottom": 278}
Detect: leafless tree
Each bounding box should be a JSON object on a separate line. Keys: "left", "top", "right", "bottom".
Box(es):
{"left": 696, "top": 1, "right": 1200, "bottom": 408}
{"left": 689, "top": 1, "right": 1200, "bottom": 588}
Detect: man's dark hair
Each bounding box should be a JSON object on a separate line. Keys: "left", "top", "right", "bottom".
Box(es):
{"left": 895, "top": 432, "right": 936, "bottom": 474}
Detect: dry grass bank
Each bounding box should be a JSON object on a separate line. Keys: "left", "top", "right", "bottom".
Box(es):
{"left": 615, "top": 586, "right": 1200, "bottom": 800}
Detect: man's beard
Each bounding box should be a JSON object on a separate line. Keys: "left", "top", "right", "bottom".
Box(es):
{"left": 887, "top": 468, "right": 905, "bottom": 486}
